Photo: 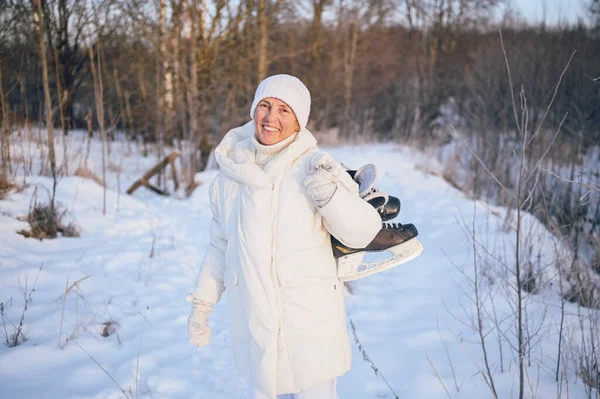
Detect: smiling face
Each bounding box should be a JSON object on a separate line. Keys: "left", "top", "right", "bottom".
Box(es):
{"left": 253, "top": 97, "right": 300, "bottom": 146}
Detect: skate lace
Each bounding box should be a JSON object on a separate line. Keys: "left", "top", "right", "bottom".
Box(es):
{"left": 382, "top": 222, "right": 403, "bottom": 230}
{"left": 362, "top": 187, "right": 388, "bottom": 203}
{"left": 365, "top": 187, "right": 380, "bottom": 196}
{"left": 367, "top": 188, "right": 384, "bottom": 212}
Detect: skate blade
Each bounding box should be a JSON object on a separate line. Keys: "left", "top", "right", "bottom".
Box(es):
{"left": 337, "top": 238, "right": 424, "bottom": 282}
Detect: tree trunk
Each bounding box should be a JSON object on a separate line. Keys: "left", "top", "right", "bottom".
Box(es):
{"left": 156, "top": 0, "right": 167, "bottom": 189}
{"left": 342, "top": 6, "right": 359, "bottom": 139}
{"left": 53, "top": 49, "right": 69, "bottom": 175}
{"left": 187, "top": 0, "right": 199, "bottom": 187}
{"left": 171, "top": 0, "right": 184, "bottom": 143}
{"left": 244, "top": 0, "right": 255, "bottom": 87}
{"left": 89, "top": 45, "right": 107, "bottom": 215}
{"left": 161, "top": 0, "right": 174, "bottom": 146}
{"left": 308, "top": 0, "right": 328, "bottom": 93}
{"left": 99, "top": 41, "right": 114, "bottom": 147}
{"left": 84, "top": 110, "right": 92, "bottom": 167}
{"left": 124, "top": 90, "right": 136, "bottom": 146}
{"left": 113, "top": 69, "right": 129, "bottom": 142}
{"left": 0, "top": 62, "right": 12, "bottom": 180}
{"left": 257, "top": 0, "right": 268, "bottom": 81}
{"left": 34, "top": 0, "right": 58, "bottom": 209}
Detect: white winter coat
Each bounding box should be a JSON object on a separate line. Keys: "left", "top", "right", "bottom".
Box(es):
{"left": 191, "top": 121, "right": 381, "bottom": 398}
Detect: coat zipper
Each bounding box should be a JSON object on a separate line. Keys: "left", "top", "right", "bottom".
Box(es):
{"left": 269, "top": 181, "right": 283, "bottom": 327}
{"left": 270, "top": 180, "right": 286, "bottom": 388}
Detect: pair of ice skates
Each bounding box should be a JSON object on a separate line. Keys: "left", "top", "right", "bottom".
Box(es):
{"left": 332, "top": 164, "right": 424, "bottom": 282}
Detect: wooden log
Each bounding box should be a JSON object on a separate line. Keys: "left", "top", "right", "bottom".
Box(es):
{"left": 127, "top": 151, "right": 180, "bottom": 195}
{"left": 170, "top": 157, "right": 179, "bottom": 192}
{"left": 140, "top": 178, "right": 167, "bottom": 196}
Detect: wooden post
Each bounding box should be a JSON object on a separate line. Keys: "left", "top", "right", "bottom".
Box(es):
{"left": 126, "top": 151, "right": 180, "bottom": 195}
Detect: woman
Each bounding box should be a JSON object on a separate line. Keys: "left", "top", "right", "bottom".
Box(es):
{"left": 187, "top": 74, "right": 381, "bottom": 399}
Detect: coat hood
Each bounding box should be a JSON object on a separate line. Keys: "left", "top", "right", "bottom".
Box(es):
{"left": 214, "top": 121, "right": 317, "bottom": 188}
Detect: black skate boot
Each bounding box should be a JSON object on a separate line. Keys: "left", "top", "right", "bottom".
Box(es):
{"left": 331, "top": 222, "right": 419, "bottom": 259}
{"left": 333, "top": 221, "right": 423, "bottom": 281}
{"left": 333, "top": 164, "right": 424, "bottom": 281}
{"left": 366, "top": 195, "right": 401, "bottom": 221}
{"left": 346, "top": 165, "right": 400, "bottom": 221}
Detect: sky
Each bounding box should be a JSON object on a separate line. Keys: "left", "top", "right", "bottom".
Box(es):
{"left": 504, "top": 0, "right": 590, "bottom": 25}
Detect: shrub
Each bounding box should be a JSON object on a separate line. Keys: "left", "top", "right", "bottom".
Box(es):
{"left": 0, "top": 176, "right": 16, "bottom": 200}
{"left": 18, "top": 200, "right": 80, "bottom": 240}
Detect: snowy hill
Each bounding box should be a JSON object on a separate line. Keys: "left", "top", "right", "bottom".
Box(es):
{"left": 0, "top": 132, "right": 591, "bottom": 398}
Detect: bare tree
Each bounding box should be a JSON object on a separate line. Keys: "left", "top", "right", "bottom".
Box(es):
{"left": 186, "top": 0, "right": 200, "bottom": 188}
{"left": 40, "top": 1, "right": 113, "bottom": 136}
{"left": 89, "top": 44, "right": 107, "bottom": 215}
{"left": 257, "top": 0, "right": 268, "bottom": 81}
{"left": 591, "top": 0, "right": 600, "bottom": 29}
{"left": 341, "top": 4, "right": 359, "bottom": 139}
{"left": 307, "top": 0, "right": 330, "bottom": 90}
{"left": 33, "top": 0, "right": 58, "bottom": 208}
{"left": 170, "top": 0, "right": 184, "bottom": 145}
{"left": 0, "top": 61, "right": 11, "bottom": 183}
{"left": 157, "top": 0, "right": 168, "bottom": 189}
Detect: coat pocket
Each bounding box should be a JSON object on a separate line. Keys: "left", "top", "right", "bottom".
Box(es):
{"left": 280, "top": 276, "right": 341, "bottom": 339}
{"left": 277, "top": 250, "right": 338, "bottom": 288}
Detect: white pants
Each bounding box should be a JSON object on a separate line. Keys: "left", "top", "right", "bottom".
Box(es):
{"left": 249, "top": 378, "right": 339, "bottom": 399}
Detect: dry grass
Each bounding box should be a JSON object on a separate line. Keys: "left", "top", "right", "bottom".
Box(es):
{"left": 0, "top": 176, "right": 17, "bottom": 200}
{"left": 441, "top": 169, "right": 462, "bottom": 192}
{"left": 18, "top": 201, "right": 80, "bottom": 240}
{"left": 184, "top": 180, "right": 200, "bottom": 197}
{"left": 440, "top": 153, "right": 466, "bottom": 192}
{"left": 1, "top": 301, "right": 28, "bottom": 348}
{"left": 1, "top": 263, "right": 43, "bottom": 347}
{"left": 414, "top": 161, "right": 441, "bottom": 178}
{"left": 74, "top": 167, "right": 104, "bottom": 187}
{"left": 107, "top": 161, "right": 121, "bottom": 173}
{"left": 563, "top": 281, "right": 599, "bottom": 310}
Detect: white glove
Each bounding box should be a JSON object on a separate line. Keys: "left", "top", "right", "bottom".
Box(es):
{"left": 304, "top": 152, "right": 341, "bottom": 207}
{"left": 187, "top": 297, "right": 214, "bottom": 347}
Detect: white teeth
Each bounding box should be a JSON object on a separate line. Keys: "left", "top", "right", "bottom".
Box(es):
{"left": 263, "top": 126, "right": 278, "bottom": 132}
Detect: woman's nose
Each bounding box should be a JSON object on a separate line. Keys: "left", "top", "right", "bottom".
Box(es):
{"left": 263, "top": 108, "right": 273, "bottom": 121}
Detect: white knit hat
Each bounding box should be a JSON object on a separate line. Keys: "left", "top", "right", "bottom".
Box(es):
{"left": 250, "top": 74, "right": 311, "bottom": 130}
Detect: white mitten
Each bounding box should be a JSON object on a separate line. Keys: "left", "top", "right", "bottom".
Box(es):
{"left": 304, "top": 152, "right": 341, "bottom": 207}
{"left": 187, "top": 297, "right": 214, "bottom": 347}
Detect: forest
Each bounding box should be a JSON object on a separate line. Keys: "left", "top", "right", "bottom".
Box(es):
{"left": 2, "top": 0, "right": 598, "bottom": 294}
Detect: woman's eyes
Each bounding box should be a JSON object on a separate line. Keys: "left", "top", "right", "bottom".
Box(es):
{"left": 258, "top": 103, "right": 289, "bottom": 114}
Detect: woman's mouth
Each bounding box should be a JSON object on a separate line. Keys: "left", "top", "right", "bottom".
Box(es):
{"left": 262, "top": 125, "right": 278, "bottom": 132}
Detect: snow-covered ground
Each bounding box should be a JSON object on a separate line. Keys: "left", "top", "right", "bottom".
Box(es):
{"left": 0, "top": 131, "right": 591, "bottom": 398}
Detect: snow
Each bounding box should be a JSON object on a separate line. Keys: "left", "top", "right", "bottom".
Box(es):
{"left": 0, "top": 131, "right": 592, "bottom": 398}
